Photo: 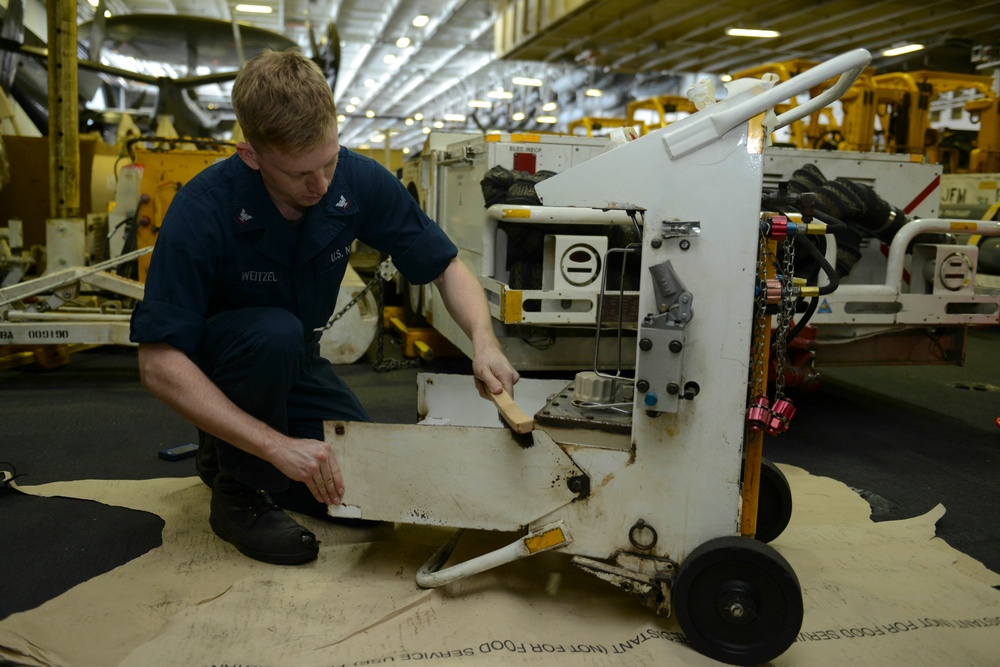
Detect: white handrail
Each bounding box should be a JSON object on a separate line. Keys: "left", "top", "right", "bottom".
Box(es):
{"left": 885, "top": 219, "right": 1000, "bottom": 289}
{"left": 838, "top": 219, "right": 1000, "bottom": 295}
{"left": 772, "top": 50, "right": 871, "bottom": 129}
{"left": 663, "top": 49, "right": 871, "bottom": 159}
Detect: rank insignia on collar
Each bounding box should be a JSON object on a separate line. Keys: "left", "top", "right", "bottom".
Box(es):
{"left": 335, "top": 195, "right": 349, "bottom": 209}
{"left": 238, "top": 208, "right": 253, "bottom": 223}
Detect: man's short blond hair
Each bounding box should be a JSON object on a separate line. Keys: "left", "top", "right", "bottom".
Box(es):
{"left": 231, "top": 49, "right": 338, "bottom": 155}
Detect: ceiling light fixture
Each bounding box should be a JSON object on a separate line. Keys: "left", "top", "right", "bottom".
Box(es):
{"left": 512, "top": 76, "right": 543, "bottom": 86}
{"left": 433, "top": 120, "right": 445, "bottom": 128}
{"left": 443, "top": 114, "right": 466, "bottom": 122}
{"left": 350, "top": 96, "right": 361, "bottom": 105}
{"left": 414, "top": 112, "right": 424, "bottom": 121}
{"left": 726, "top": 27, "right": 780, "bottom": 38}
{"left": 468, "top": 100, "right": 492, "bottom": 109}
{"left": 336, "top": 114, "right": 346, "bottom": 123}
{"left": 383, "top": 54, "right": 397, "bottom": 64}
{"left": 364, "top": 79, "right": 376, "bottom": 88}
{"left": 882, "top": 43, "right": 925, "bottom": 57}
{"left": 536, "top": 116, "right": 558, "bottom": 124}
{"left": 542, "top": 102, "right": 558, "bottom": 111}
{"left": 422, "top": 126, "right": 431, "bottom": 134}
{"left": 345, "top": 104, "right": 356, "bottom": 113}
{"left": 234, "top": 4, "right": 273, "bottom": 14}
{"left": 365, "top": 110, "right": 375, "bottom": 118}
{"left": 511, "top": 112, "right": 525, "bottom": 121}
{"left": 404, "top": 117, "right": 415, "bottom": 126}
{"left": 584, "top": 88, "right": 603, "bottom": 97}
{"left": 412, "top": 15, "right": 430, "bottom": 28}
{"left": 396, "top": 37, "right": 411, "bottom": 49}
{"left": 487, "top": 89, "right": 513, "bottom": 99}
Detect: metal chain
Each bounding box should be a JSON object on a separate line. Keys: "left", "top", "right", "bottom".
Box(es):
{"left": 372, "top": 275, "right": 421, "bottom": 373}
{"left": 773, "top": 236, "right": 796, "bottom": 400}
{"left": 749, "top": 229, "right": 770, "bottom": 400}
{"left": 312, "top": 259, "right": 421, "bottom": 373}
{"left": 313, "top": 274, "right": 381, "bottom": 333}
{"left": 315, "top": 259, "right": 398, "bottom": 333}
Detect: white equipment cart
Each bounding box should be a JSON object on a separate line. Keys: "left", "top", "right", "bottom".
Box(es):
{"left": 326, "top": 50, "right": 875, "bottom": 665}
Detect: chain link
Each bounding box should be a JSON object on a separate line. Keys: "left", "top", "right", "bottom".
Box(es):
{"left": 749, "top": 229, "right": 770, "bottom": 400}
{"left": 773, "top": 236, "right": 796, "bottom": 400}
{"left": 312, "top": 259, "right": 422, "bottom": 373}
{"left": 313, "top": 275, "right": 381, "bottom": 333}
{"left": 372, "top": 274, "right": 421, "bottom": 373}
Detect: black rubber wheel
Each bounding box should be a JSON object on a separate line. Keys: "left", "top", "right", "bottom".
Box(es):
{"left": 755, "top": 458, "right": 793, "bottom": 543}
{"left": 672, "top": 536, "right": 803, "bottom": 666}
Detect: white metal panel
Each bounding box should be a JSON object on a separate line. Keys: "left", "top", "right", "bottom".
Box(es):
{"left": 532, "top": 98, "right": 765, "bottom": 560}
{"left": 325, "top": 421, "right": 584, "bottom": 531}
{"left": 427, "top": 133, "right": 631, "bottom": 370}
{"left": 435, "top": 133, "right": 609, "bottom": 273}
{"left": 0, "top": 321, "right": 134, "bottom": 345}
{"left": 762, "top": 147, "right": 942, "bottom": 220}
{"left": 810, "top": 292, "right": 1000, "bottom": 329}
{"left": 416, "top": 373, "right": 569, "bottom": 427}
{"left": 940, "top": 173, "right": 1000, "bottom": 220}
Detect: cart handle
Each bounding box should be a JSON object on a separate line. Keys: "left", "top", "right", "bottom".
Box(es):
{"left": 663, "top": 48, "right": 871, "bottom": 159}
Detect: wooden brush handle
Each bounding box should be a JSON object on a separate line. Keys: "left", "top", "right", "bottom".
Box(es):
{"left": 488, "top": 388, "right": 535, "bottom": 434}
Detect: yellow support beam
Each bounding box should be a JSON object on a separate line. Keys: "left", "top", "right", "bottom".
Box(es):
{"left": 47, "top": 0, "right": 80, "bottom": 220}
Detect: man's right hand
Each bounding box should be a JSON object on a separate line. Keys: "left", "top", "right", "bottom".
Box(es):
{"left": 137, "top": 344, "right": 345, "bottom": 506}
{"left": 271, "top": 437, "right": 344, "bottom": 506}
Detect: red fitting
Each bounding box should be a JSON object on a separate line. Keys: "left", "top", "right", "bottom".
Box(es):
{"left": 766, "top": 397, "right": 796, "bottom": 435}
{"left": 746, "top": 395, "right": 771, "bottom": 432}
{"left": 768, "top": 215, "right": 789, "bottom": 239}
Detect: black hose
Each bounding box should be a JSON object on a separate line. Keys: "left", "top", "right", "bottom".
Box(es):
{"left": 801, "top": 208, "right": 848, "bottom": 232}
{"left": 784, "top": 295, "right": 818, "bottom": 343}
{"left": 793, "top": 233, "right": 839, "bottom": 295}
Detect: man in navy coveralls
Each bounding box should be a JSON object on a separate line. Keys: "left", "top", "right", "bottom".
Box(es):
{"left": 130, "top": 49, "right": 519, "bottom": 565}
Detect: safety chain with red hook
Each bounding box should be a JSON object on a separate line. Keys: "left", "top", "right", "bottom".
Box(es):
{"left": 746, "top": 221, "right": 797, "bottom": 436}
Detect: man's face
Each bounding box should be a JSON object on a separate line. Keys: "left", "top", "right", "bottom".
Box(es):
{"left": 237, "top": 130, "right": 340, "bottom": 217}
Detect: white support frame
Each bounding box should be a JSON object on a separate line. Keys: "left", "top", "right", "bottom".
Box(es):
{"left": 0, "top": 247, "right": 151, "bottom": 347}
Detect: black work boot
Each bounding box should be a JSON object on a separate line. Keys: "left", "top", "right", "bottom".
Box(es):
{"left": 210, "top": 474, "right": 320, "bottom": 565}
{"left": 196, "top": 429, "right": 219, "bottom": 488}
